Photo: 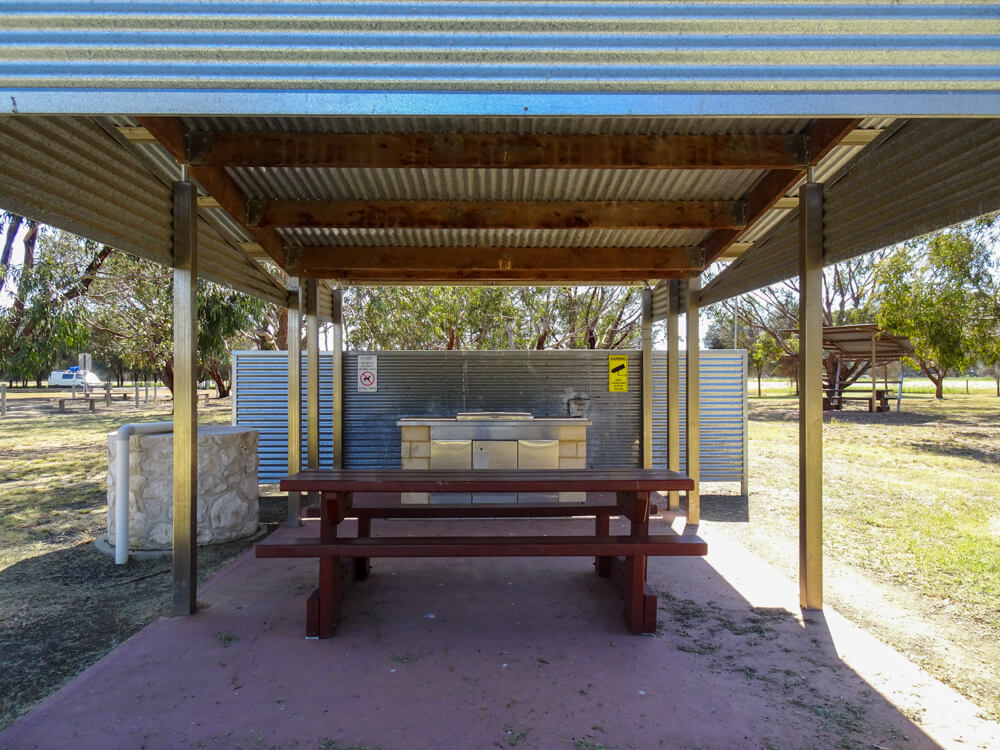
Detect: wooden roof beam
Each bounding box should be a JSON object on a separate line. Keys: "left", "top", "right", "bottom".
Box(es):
{"left": 135, "top": 117, "right": 287, "bottom": 267}
{"left": 186, "top": 132, "right": 811, "bottom": 170}
{"left": 251, "top": 200, "right": 745, "bottom": 231}
{"left": 293, "top": 245, "right": 701, "bottom": 281}
{"left": 702, "top": 119, "right": 862, "bottom": 265}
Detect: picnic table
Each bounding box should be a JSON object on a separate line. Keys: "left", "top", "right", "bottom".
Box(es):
{"left": 257, "top": 468, "right": 706, "bottom": 639}
{"left": 822, "top": 388, "right": 894, "bottom": 412}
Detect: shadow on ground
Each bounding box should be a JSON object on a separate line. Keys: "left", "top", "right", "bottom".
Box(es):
{"left": 0, "top": 514, "right": 956, "bottom": 750}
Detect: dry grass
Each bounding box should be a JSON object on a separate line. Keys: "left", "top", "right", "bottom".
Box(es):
{"left": 0, "top": 394, "right": 285, "bottom": 730}
{"left": 703, "top": 391, "right": 1000, "bottom": 719}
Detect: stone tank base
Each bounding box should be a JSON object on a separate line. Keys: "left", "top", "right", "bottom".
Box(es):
{"left": 107, "top": 425, "right": 259, "bottom": 552}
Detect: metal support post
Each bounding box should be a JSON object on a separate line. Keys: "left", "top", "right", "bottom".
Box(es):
{"left": 799, "top": 180, "right": 824, "bottom": 610}
{"left": 171, "top": 180, "right": 198, "bottom": 616}
{"left": 332, "top": 288, "right": 344, "bottom": 470}
{"left": 641, "top": 288, "right": 653, "bottom": 470}
{"left": 666, "top": 282, "right": 681, "bottom": 511}
{"left": 871, "top": 332, "right": 878, "bottom": 412}
{"left": 305, "top": 280, "right": 320, "bottom": 517}
{"left": 286, "top": 279, "right": 302, "bottom": 526}
{"left": 686, "top": 275, "right": 701, "bottom": 525}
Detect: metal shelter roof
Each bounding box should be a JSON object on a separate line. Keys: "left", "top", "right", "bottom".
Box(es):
{"left": 0, "top": 2, "right": 997, "bottom": 307}
{"left": 789, "top": 324, "right": 915, "bottom": 367}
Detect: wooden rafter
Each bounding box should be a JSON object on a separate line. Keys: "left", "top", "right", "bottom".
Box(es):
{"left": 136, "top": 117, "right": 287, "bottom": 266}
{"left": 293, "top": 245, "right": 696, "bottom": 282}
{"left": 251, "top": 199, "right": 745, "bottom": 231}
{"left": 702, "top": 119, "right": 862, "bottom": 265}
{"left": 186, "top": 132, "right": 811, "bottom": 170}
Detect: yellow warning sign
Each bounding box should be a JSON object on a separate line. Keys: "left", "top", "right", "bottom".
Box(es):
{"left": 608, "top": 355, "right": 628, "bottom": 392}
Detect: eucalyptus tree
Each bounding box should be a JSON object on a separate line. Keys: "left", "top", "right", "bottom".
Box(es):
{"left": 875, "top": 216, "right": 998, "bottom": 399}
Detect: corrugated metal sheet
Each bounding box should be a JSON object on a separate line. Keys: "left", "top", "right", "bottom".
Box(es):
{"left": 228, "top": 166, "right": 762, "bottom": 202}
{"left": 233, "top": 352, "right": 335, "bottom": 482}
{"left": 0, "top": 114, "right": 287, "bottom": 304}
{"left": 341, "top": 350, "right": 641, "bottom": 470}
{"left": 184, "top": 116, "right": 813, "bottom": 136}
{"left": 652, "top": 350, "right": 747, "bottom": 484}
{"left": 2, "top": 3, "right": 996, "bottom": 116}
{"left": 233, "top": 348, "right": 746, "bottom": 485}
{"left": 701, "top": 118, "right": 1000, "bottom": 304}
{"left": 279, "top": 227, "right": 708, "bottom": 250}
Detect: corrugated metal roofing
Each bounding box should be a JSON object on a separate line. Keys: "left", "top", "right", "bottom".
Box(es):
{"left": 1, "top": 3, "right": 997, "bottom": 116}
{"left": 184, "top": 116, "right": 812, "bottom": 136}
{"left": 701, "top": 118, "right": 1000, "bottom": 305}
{"left": 278, "top": 227, "right": 707, "bottom": 249}
{"left": 0, "top": 114, "right": 286, "bottom": 304}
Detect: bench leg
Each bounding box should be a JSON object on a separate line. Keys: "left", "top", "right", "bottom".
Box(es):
{"left": 595, "top": 511, "right": 611, "bottom": 578}
{"left": 354, "top": 515, "right": 371, "bottom": 581}
{"left": 312, "top": 555, "right": 340, "bottom": 638}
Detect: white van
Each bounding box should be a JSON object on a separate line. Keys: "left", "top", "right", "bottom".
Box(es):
{"left": 47, "top": 370, "right": 104, "bottom": 388}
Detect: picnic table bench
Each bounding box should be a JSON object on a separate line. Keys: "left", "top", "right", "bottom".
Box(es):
{"left": 258, "top": 468, "right": 705, "bottom": 639}
{"left": 823, "top": 388, "right": 894, "bottom": 413}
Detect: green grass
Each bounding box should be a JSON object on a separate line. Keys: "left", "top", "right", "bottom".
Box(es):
{"left": 0, "top": 396, "right": 231, "bottom": 571}
{"left": 752, "top": 376, "right": 998, "bottom": 397}
{"left": 746, "top": 394, "right": 1000, "bottom": 617}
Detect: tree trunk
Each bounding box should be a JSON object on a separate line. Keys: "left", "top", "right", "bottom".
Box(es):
{"left": 757, "top": 371, "right": 762, "bottom": 398}
{"left": 0, "top": 213, "right": 24, "bottom": 295}
{"left": 206, "top": 360, "right": 230, "bottom": 398}
{"left": 935, "top": 378, "right": 944, "bottom": 399}
{"left": 161, "top": 361, "right": 174, "bottom": 397}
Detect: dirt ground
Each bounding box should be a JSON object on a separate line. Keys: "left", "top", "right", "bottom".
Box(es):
{"left": 0, "top": 391, "right": 997, "bottom": 736}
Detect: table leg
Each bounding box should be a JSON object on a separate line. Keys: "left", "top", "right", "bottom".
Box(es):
{"left": 595, "top": 511, "right": 611, "bottom": 577}
{"left": 622, "top": 491, "right": 656, "bottom": 634}
{"left": 355, "top": 514, "right": 371, "bottom": 581}
{"left": 310, "top": 491, "right": 349, "bottom": 639}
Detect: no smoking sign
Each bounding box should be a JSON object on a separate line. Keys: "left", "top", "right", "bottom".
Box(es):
{"left": 357, "top": 354, "right": 378, "bottom": 393}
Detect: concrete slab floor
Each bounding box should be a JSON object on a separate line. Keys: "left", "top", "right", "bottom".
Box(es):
{"left": 1, "top": 514, "right": 997, "bottom": 750}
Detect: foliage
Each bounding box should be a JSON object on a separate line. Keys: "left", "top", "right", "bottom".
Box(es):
{"left": 344, "top": 285, "right": 642, "bottom": 351}
{"left": 875, "top": 216, "right": 998, "bottom": 399}
{"left": 0, "top": 225, "right": 107, "bottom": 385}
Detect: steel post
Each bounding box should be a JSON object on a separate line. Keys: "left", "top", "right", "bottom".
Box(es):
{"left": 666, "top": 281, "right": 681, "bottom": 510}
{"left": 332, "top": 288, "right": 344, "bottom": 470}
{"left": 799, "top": 181, "right": 824, "bottom": 610}
{"left": 286, "top": 279, "right": 302, "bottom": 526}
{"left": 641, "top": 288, "right": 653, "bottom": 469}
{"left": 686, "top": 275, "right": 701, "bottom": 525}
{"left": 171, "top": 180, "right": 198, "bottom": 616}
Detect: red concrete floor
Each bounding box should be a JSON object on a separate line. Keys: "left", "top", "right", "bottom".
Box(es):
{"left": 1, "top": 514, "right": 996, "bottom": 750}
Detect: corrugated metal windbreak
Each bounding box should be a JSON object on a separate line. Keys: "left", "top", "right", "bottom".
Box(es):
{"left": 1, "top": 3, "right": 997, "bottom": 116}
{"left": 234, "top": 349, "right": 747, "bottom": 486}
{"left": 233, "top": 352, "right": 334, "bottom": 482}
{"left": 700, "top": 118, "right": 1000, "bottom": 305}
{"left": 341, "top": 350, "right": 641, "bottom": 470}
{"left": 652, "top": 350, "right": 747, "bottom": 484}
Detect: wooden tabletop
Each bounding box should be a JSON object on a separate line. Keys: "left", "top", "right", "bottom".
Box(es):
{"left": 280, "top": 468, "right": 694, "bottom": 493}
